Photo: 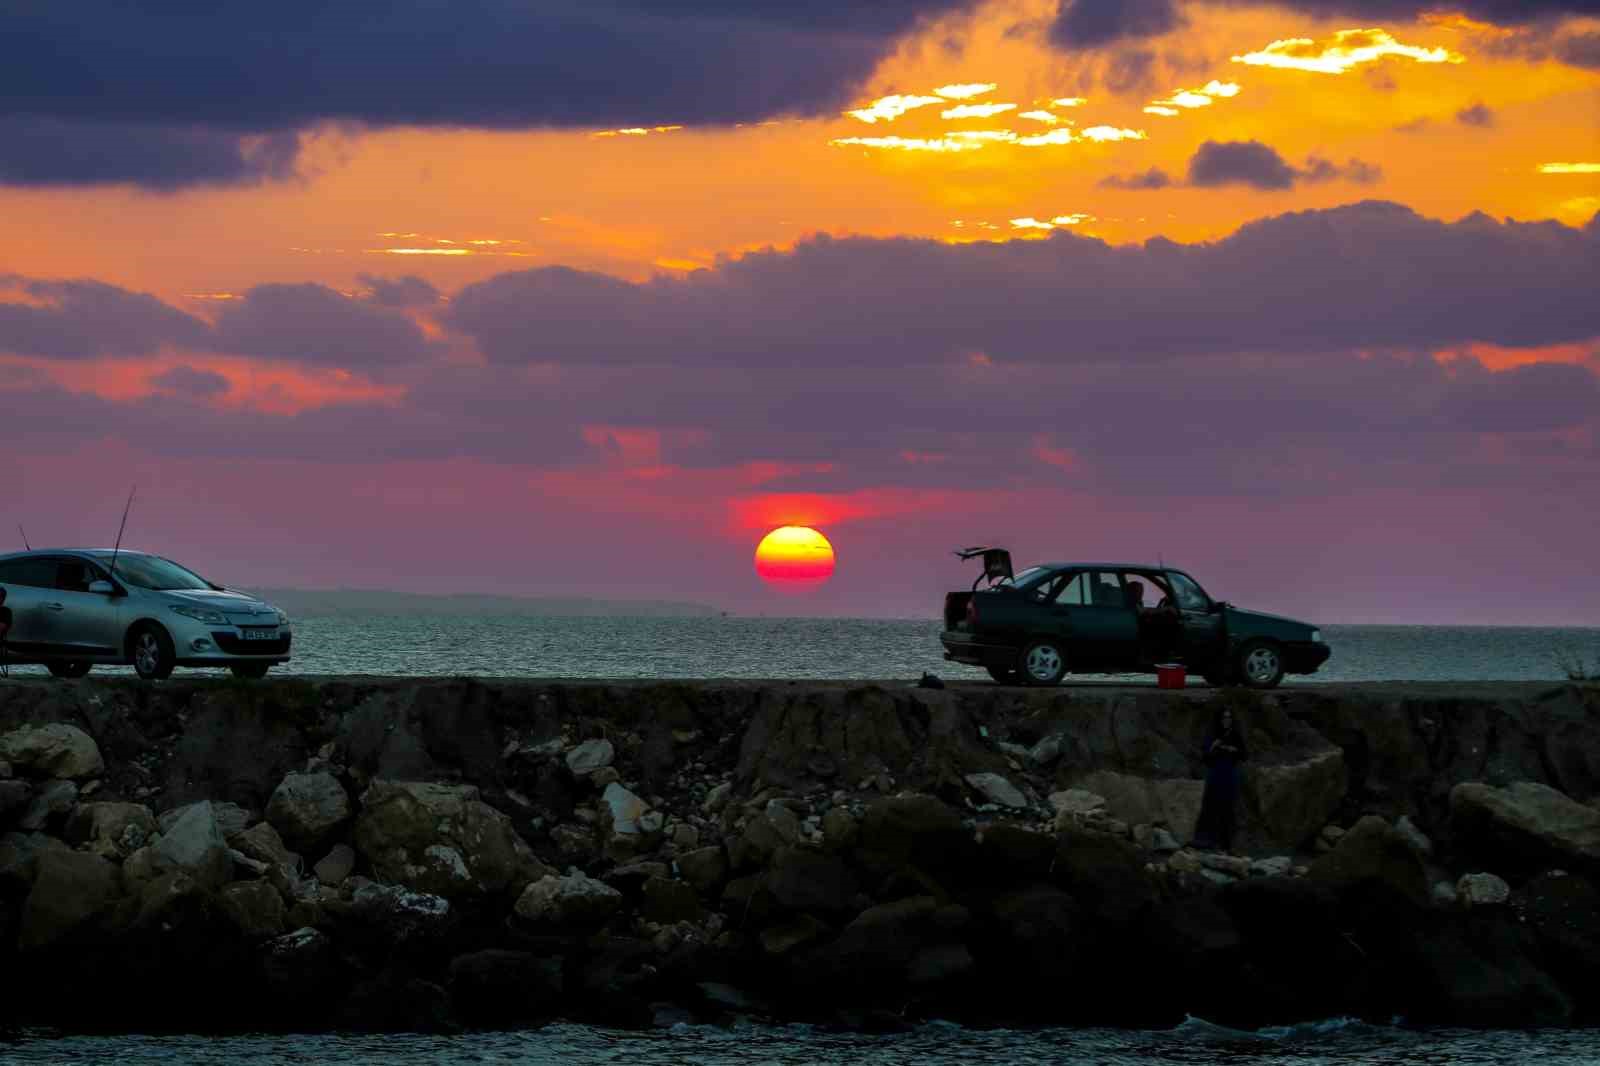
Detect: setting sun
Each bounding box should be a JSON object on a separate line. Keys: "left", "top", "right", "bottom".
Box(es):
{"left": 754, "top": 526, "right": 837, "bottom": 588}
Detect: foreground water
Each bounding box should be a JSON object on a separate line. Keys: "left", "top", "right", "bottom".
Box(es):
{"left": 10, "top": 616, "right": 1592, "bottom": 682}
{"left": 6, "top": 1019, "right": 1600, "bottom": 1065}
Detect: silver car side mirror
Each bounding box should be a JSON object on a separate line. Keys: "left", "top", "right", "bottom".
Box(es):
{"left": 87, "top": 580, "right": 116, "bottom": 595}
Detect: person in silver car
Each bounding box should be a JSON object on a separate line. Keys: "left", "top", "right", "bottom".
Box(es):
{"left": 0, "top": 549, "right": 291, "bottom": 680}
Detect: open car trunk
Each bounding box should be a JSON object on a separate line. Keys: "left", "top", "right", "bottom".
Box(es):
{"left": 944, "top": 546, "right": 1012, "bottom": 628}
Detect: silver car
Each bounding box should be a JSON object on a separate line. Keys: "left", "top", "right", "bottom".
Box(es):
{"left": 0, "top": 549, "right": 290, "bottom": 680}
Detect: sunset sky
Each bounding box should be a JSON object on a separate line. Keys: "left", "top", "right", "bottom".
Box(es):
{"left": 3, "top": 0, "right": 1598, "bottom": 622}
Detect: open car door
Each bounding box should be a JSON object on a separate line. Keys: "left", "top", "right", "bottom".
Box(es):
{"left": 955, "top": 546, "right": 1013, "bottom": 589}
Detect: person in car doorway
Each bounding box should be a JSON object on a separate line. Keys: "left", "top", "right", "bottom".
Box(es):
{"left": 1192, "top": 705, "right": 1248, "bottom": 852}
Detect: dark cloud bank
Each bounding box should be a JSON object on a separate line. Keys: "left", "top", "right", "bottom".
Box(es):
{"left": 0, "top": 0, "right": 977, "bottom": 187}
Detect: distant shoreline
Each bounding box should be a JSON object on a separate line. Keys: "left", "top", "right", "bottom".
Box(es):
{"left": 244, "top": 587, "right": 723, "bottom": 619}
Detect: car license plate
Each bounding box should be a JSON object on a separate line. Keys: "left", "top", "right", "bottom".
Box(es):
{"left": 241, "top": 628, "right": 277, "bottom": 641}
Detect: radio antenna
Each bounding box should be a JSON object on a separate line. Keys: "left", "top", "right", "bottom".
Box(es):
{"left": 109, "top": 486, "right": 136, "bottom": 581}
{"left": 17, "top": 524, "right": 29, "bottom": 551}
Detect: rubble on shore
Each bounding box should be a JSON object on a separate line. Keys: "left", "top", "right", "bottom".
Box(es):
{"left": 1, "top": 676, "right": 1597, "bottom": 1033}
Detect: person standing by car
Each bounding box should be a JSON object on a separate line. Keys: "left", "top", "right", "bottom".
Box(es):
{"left": 1192, "top": 706, "right": 1248, "bottom": 852}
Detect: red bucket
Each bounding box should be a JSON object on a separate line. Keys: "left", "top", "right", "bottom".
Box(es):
{"left": 1157, "top": 663, "right": 1187, "bottom": 690}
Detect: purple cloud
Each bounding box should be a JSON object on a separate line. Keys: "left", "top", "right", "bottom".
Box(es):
{"left": 359, "top": 275, "right": 441, "bottom": 308}
{"left": 0, "top": 276, "right": 208, "bottom": 358}
{"left": 1099, "top": 167, "right": 1174, "bottom": 189}
{"left": 149, "top": 365, "right": 229, "bottom": 398}
{"left": 1456, "top": 102, "right": 1496, "bottom": 128}
{"left": 212, "top": 284, "right": 433, "bottom": 368}
{"left": 1188, "top": 141, "right": 1381, "bottom": 189}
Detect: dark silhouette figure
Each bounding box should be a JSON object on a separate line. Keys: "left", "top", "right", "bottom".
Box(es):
{"left": 1192, "top": 705, "right": 1248, "bottom": 851}
{"left": 0, "top": 587, "right": 11, "bottom": 677}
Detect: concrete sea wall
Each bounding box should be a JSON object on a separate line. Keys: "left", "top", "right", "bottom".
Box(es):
{"left": 1, "top": 677, "right": 1598, "bottom": 1032}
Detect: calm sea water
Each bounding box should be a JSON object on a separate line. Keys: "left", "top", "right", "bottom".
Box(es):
{"left": 4, "top": 1019, "right": 1600, "bottom": 1066}
{"left": 5, "top": 618, "right": 1597, "bottom": 683}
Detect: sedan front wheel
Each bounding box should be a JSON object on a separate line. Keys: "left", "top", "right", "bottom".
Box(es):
{"left": 1021, "top": 640, "right": 1067, "bottom": 686}
{"left": 130, "top": 624, "right": 176, "bottom": 681}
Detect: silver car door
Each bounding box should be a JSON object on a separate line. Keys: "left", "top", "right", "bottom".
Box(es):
{"left": 46, "top": 558, "right": 124, "bottom": 656}
{"left": 0, "top": 557, "right": 59, "bottom": 654}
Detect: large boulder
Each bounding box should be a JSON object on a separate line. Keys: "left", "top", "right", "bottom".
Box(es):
{"left": 0, "top": 723, "right": 104, "bottom": 779}
{"left": 218, "top": 879, "right": 287, "bottom": 939}
{"left": 0, "top": 831, "right": 70, "bottom": 891}
{"left": 18, "top": 849, "right": 121, "bottom": 950}
{"left": 1243, "top": 749, "right": 1347, "bottom": 849}
{"left": 1519, "top": 872, "right": 1600, "bottom": 1007}
{"left": 18, "top": 780, "right": 78, "bottom": 831}
{"left": 1053, "top": 825, "right": 1157, "bottom": 925}
{"left": 149, "top": 799, "right": 233, "bottom": 891}
{"left": 1072, "top": 771, "right": 1203, "bottom": 837}
{"left": 229, "top": 821, "right": 299, "bottom": 869}
{"left": 160, "top": 800, "right": 253, "bottom": 838}
{"left": 513, "top": 871, "right": 623, "bottom": 928}
{"left": 767, "top": 847, "right": 861, "bottom": 914}
{"left": 65, "top": 802, "right": 156, "bottom": 859}
{"left": 1451, "top": 781, "right": 1600, "bottom": 874}
{"left": 1307, "top": 815, "right": 1430, "bottom": 908}
{"left": 448, "top": 950, "right": 565, "bottom": 1026}
{"left": 266, "top": 772, "right": 351, "bottom": 852}
{"left": 354, "top": 780, "right": 546, "bottom": 899}
{"left": 856, "top": 795, "right": 974, "bottom": 880}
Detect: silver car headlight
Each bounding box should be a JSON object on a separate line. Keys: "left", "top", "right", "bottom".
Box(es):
{"left": 170, "top": 604, "right": 227, "bottom": 624}
{"left": 275, "top": 609, "right": 290, "bottom": 626}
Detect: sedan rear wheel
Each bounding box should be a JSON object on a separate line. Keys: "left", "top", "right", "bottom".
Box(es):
{"left": 1236, "top": 640, "right": 1284, "bottom": 689}
{"left": 47, "top": 661, "right": 92, "bottom": 679}
{"left": 130, "top": 624, "right": 176, "bottom": 681}
{"left": 1021, "top": 640, "right": 1067, "bottom": 686}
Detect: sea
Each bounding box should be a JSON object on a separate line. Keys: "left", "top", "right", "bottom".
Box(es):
{"left": 4, "top": 617, "right": 1598, "bottom": 1063}
{"left": 4, "top": 1018, "right": 1600, "bottom": 1065}
{"left": 5, "top": 616, "right": 1594, "bottom": 683}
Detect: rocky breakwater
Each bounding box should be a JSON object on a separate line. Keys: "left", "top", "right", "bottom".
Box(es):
{"left": 1, "top": 676, "right": 1598, "bottom": 1033}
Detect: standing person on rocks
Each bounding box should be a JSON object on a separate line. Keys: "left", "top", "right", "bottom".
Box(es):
{"left": 1192, "top": 705, "right": 1248, "bottom": 852}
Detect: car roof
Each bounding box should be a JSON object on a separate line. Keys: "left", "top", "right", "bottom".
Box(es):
{"left": 1032, "top": 562, "right": 1189, "bottom": 572}
{"left": 0, "top": 548, "right": 154, "bottom": 561}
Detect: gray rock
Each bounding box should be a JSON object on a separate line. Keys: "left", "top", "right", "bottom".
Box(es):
{"left": 1027, "top": 734, "right": 1064, "bottom": 768}
{"left": 671, "top": 823, "right": 701, "bottom": 849}
{"left": 760, "top": 914, "right": 828, "bottom": 956}
{"left": 703, "top": 781, "right": 732, "bottom": 812}
{"left": 1070, "top": 772, "right": 1203, "bottom": 836}
{"left": 18, "top": 779, "right": 77, "bottom": 831}
{"left": 19, "top": 849, "right": 121, "bottom": 951}
{"left": 218, "top": 880, "right": 287, "bottom": 939}
{"left": 965, "top": 772, "right": 1028, "bottom": 809}
{"left": 565, "top": 739, "right": 615, "bottom": 775}
{"left": 1049, "top": 789, "right": 1107, "bottom": 816}
{"left": 601, "top": 782, "right": 650, "bottom": 836}
{"left": 0, "top": 723, "right": 104, "bottom": 779}
{"left": 160, "top": 801, "right": 252, "bottom": 839}
{"left": 1250, "top": 856, "right": 1293, "bottom": 877}
{"left": 229, "top": 821, "right": 299, "bottom": 870}
{"left": 153, "top": 800, "right": 233, "bottom": 891}
{"left": 65, "top": 801, "right": 156, "bottom": 859}
{"left": 355, "top": 780, "right": 547, "bottom": 899}
{"left": 266, "top": 772, "right": 351, "bottom": 851}
{"left": 822, "top": 807, "right": 858, "bottom": 851}
{"left": 1395, "top": 815, "right": 1434, "bottom": 857}
{"left": 314, "top": 844, "right": 355, "bottom": 886}
{"left": 1452, "top": 781, "right": 1600, "bottom": 872}
{"left": 1458, "top": 871, "right": 1511, "bottom": 907}
{"left": 1433, "top": 880, "right": 1459, "bottom": 907}
{"left": 514, "top": 872, "right": 623, "bottom": 928}
{"left": 0, "top": 779, "right": 30, "bottom": 818}
{"left": 0, "top": 831, "right": 71, "bottom": 889}
{"left": 1243, "top": 749, "right": 1348, "bottom": 850}
{"left": 349, "top": 880, "right": 453, "bottom": 942}
{"left": 676, "top": 846, "right": 728, "bottom": 893}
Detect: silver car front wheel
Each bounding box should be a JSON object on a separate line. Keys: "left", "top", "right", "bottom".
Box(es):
{"left": 131, "top": 625, "right": 175, "bottom": 680}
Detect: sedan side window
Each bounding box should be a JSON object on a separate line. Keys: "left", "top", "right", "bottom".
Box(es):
{"left": 1167, "top": 572, "right": 1209, "bottom": 611}
{"left": 1087, "top": 571, "right": 1124, "bottom": 607}
{"left": 55, "top": 560, "right": 105, "bottom": 592}
{"left": 1052, "top": 573, "right": 1089, "bottom": 605}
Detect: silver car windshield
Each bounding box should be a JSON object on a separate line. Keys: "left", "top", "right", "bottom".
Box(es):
{"left": 110, "top": 555, "right": 212, "bottom": 591}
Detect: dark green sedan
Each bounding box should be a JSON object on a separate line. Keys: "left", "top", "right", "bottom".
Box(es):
{"left": 939, "top": 548, "right": 1330, "bottom": 688}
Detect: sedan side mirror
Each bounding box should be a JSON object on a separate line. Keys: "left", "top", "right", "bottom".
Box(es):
{"left": 87, "top": 580, "right": 118, "bottom": 596}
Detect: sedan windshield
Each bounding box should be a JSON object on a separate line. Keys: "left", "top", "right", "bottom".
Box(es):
{"left": 109, "top": 555, "right": 212, "bottom": 591}
{"left": 999, "top": 566, "right": 1048, "bottom": 588}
